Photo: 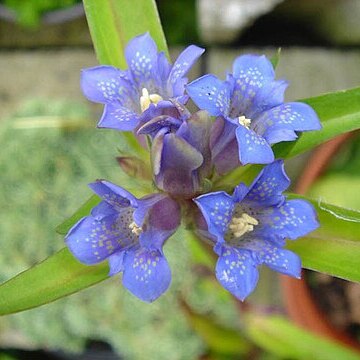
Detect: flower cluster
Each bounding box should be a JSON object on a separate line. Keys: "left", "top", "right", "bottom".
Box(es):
{"left": 66, "top": 33, "right": 321, "bottom": 302}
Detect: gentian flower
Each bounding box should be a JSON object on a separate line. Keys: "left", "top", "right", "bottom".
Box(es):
{"left": 66, "top": 180, "right": 180, "bottom": 302}
{"left": 186, "top": 54, "right": 321, "bottom": 169}
{"left": 194, "top": 160, "right": 319, "bottom": 300}
{"left": 81, "top": 32, "right": 204, "bottom": 131}
{"left": 139, "top": 110, "right": 212, "bottom": 198}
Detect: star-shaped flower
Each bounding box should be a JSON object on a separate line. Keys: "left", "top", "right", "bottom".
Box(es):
{"left": 194, "top": 160, "right": 319, "bottom": 300}
{"left": 65, "top": 180, "right": 180, "bottom": 302}
{"left": 81, "top": 32, "right": 204, "bottom": 131}
{"left": 186, "top": 54, "right": 321, "bottom": 168}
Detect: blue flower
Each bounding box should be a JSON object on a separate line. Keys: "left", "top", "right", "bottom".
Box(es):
{"left": 81, "top": 32, "right": 204, "bottom": 131}
{"left": 139, "top": 110, "right": 213, "bottom": 198}
{"left": 65, "top": 180, "right": 180, "bottom": 302}
{"left": 186, "top": 54, "right": 321, "bottom": 168}
{"left": 194, "top": 160, "right": 319, "bottom": 300}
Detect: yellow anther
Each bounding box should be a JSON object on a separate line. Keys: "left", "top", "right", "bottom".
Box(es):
{"left": 229, "top": 213, "right": 258, "bottom": 238}
{"left": 129, "top": 221, "right": 142, "bottom": 236}
{"left": 238, "top": 115, "right": 251, "bottom": 129}
{"left": 140, "top": 88, "right": 163, "bottom": 112}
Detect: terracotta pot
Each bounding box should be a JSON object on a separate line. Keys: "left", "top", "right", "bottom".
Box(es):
{"left": 281, "top": 132, "right": 360, "bottom": 352}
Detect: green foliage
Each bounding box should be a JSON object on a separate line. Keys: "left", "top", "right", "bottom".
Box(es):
{"left": 286, "top": 195, "right": 360, "bottom": 282}
{"left": 3, "top": 0, "right": 79, "bottom": 28}
{"left": 245, "top": 314, "right": 360, "bottom": 360}
{"left": 157, "top": 0, "right": 199, "bottom": 45}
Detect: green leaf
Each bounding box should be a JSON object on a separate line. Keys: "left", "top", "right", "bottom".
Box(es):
{"left": 181, "top": 301, "right": 251, "bottom": 356}
{"left": 286, "top": 194, "right": 360, "bottom": 282}
{"left": 245, "top": 314, "right": 360, "bottom": 360}
{"left": 215, "top": 87, "right": 360, "bottom": 191}
{"left": 0, "top": 248, "right": 108, "bottom": 316}
{"left": 83, "top": 0, "right": 168, "bottom": 69}
{"left": 270, "top": 48, "right": 281, "bottom": 69}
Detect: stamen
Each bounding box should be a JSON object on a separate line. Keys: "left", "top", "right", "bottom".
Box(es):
{"left": 238, "top": 115, "right": 251, "bottom": 129}
{"left": 140, "top": 87, "right": 163, "bottom": 112}
{"left": 229, "top": 213, "right": 258, "bottom": 238}
{"left": 129, "top": 221, "right": 143, "bottom": 236}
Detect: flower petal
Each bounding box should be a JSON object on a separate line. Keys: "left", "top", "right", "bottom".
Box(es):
{"left": 241, "top": 239, "right": 301, "bottom": 278}
{"left": 235, "top": 125, "right": 274, "bottom": 165}
{"left": 125, "top": 32, "right": 158, "bottom": 88}
{"left": 65, "top": 211, "right": 135, "bottom": 265}
{"left": 194, "top": 191, "right": 235, "bottom": 242}
{"left": 262, "top": 246, "right": 301, "bottom": 278}
{"left": 168, "top": 45, "right": 205, "bottom": 96}
{"left": 261, "top": 199, "right": 319, "bottom": 240}
{"left": 247, "top": 80, "right": 288, "bottom": 119}
{"left": 186, "top": 74, "right": 231, "bottom": 116}
{"left": 122, "top": 248, "right": 171, "bottom": 302}
{"left": 155, "top": 133, "right": 204, "bottom": 197}
{"left": 231, "top": 55, "right": 275, "bottom": 115}
{"left": 81, "top": 66, "right": 131, "bottom": 104}
{"left": 232, "top": 54, "right": 274, "bottom": 85}
{"left": 245, "top": 160, "right": 290, "bottom": 207}
{"left": 89, "top": 180, "right": 138, "bottom": 209}
{"left": 108, "top": 251, "right": 125, "bottom": 276}
{"left": 215, "top": 246, "right": 259, "bottom": 301}
{"left": 97, "top": 104, "right": 140, "bottom": 131}
{"left": 260, "top": 102, "right": 322, "bottom": 144}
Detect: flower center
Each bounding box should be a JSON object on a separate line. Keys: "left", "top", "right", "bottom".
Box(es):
{"left": 228, "top": 213, "right": 258, "bottom": 238}
{"left": 140, "top": 88, "right": 163, "bottom": 112}
{"left": 238, "top": 115, "right": 251, "bottom": 129}
{"left": 129, "top": 221, "right": 143, "bottom": 236}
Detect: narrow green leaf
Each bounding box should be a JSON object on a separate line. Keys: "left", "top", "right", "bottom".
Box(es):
{"left": 245, "top": 314, "right": 360, "bottom": 360}
{"left": 286, "top": 194, "right": 360, "bottom": 281}
{"left": 0, "top": 248, "right": 108, "bottom": 316}
{"left": 83, "top": 0, "right": 168, "bottom": 68}
{"left": 287, "top": 236, "right": 360, "bottom": 282}
{"left": 270, "top": 48, "right": 281, "bottom": 69}
{"left": 181, "top": 301, "right": 251, "bottom": 356}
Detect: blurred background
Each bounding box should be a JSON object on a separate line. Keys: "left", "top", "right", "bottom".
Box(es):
{"left": 0, "top": 0, "right": 359, "bottom": 359}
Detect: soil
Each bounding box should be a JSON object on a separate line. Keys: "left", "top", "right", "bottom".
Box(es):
{"left": 306, "top": 270, "right": 360, "bottom": 343}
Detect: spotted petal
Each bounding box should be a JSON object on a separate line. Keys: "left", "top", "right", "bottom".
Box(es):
{"left": 186, "top": 75, "right": 231, "bottom": 116}
{"left": 194, "top": 191, "right": 235, "bottom": 242}
{"left": 122, "top": 247, "right": 171, "bottom": 302}
{"left": 231, "top": 55, "right": 275, "bottom": 115}
{"left": 125, "top": 32, "right": 158, "bottom": 88}
{"left": 262, "top": 246, "right": 301, "bottom": 278}
{"left": 260, "top": 102, "right": 322, "bottom": 144}
{"left": 98, "top": 104, "right": 139, "bottom": 131}
{"left": 260, "top": 199, "right": 319, "bottom": 240}
{"left": 65, "top": 209, "right": 136, "bottom": 265}
{"left": 215, "top": 245, "right": 259, "bottom": 301}
{"left": 235, "top": 125, "right": 274, "bottom": 165}
{"left": 232, "top": 54, "right": 274, "bottom": 86}
{"left": 81, "top": 66, "right": 131, "bottom": 104}
{"left": 168, "top": 45, "right": 205, "bottom": 96}
{"left": 245, "top": 160, "right": 290, "bottom": 207}
{"left": 89, "top": 180, "right": 138, "bottom": 209}
{"left": 241, "top": 239, "right": 301, "bottom": 278}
